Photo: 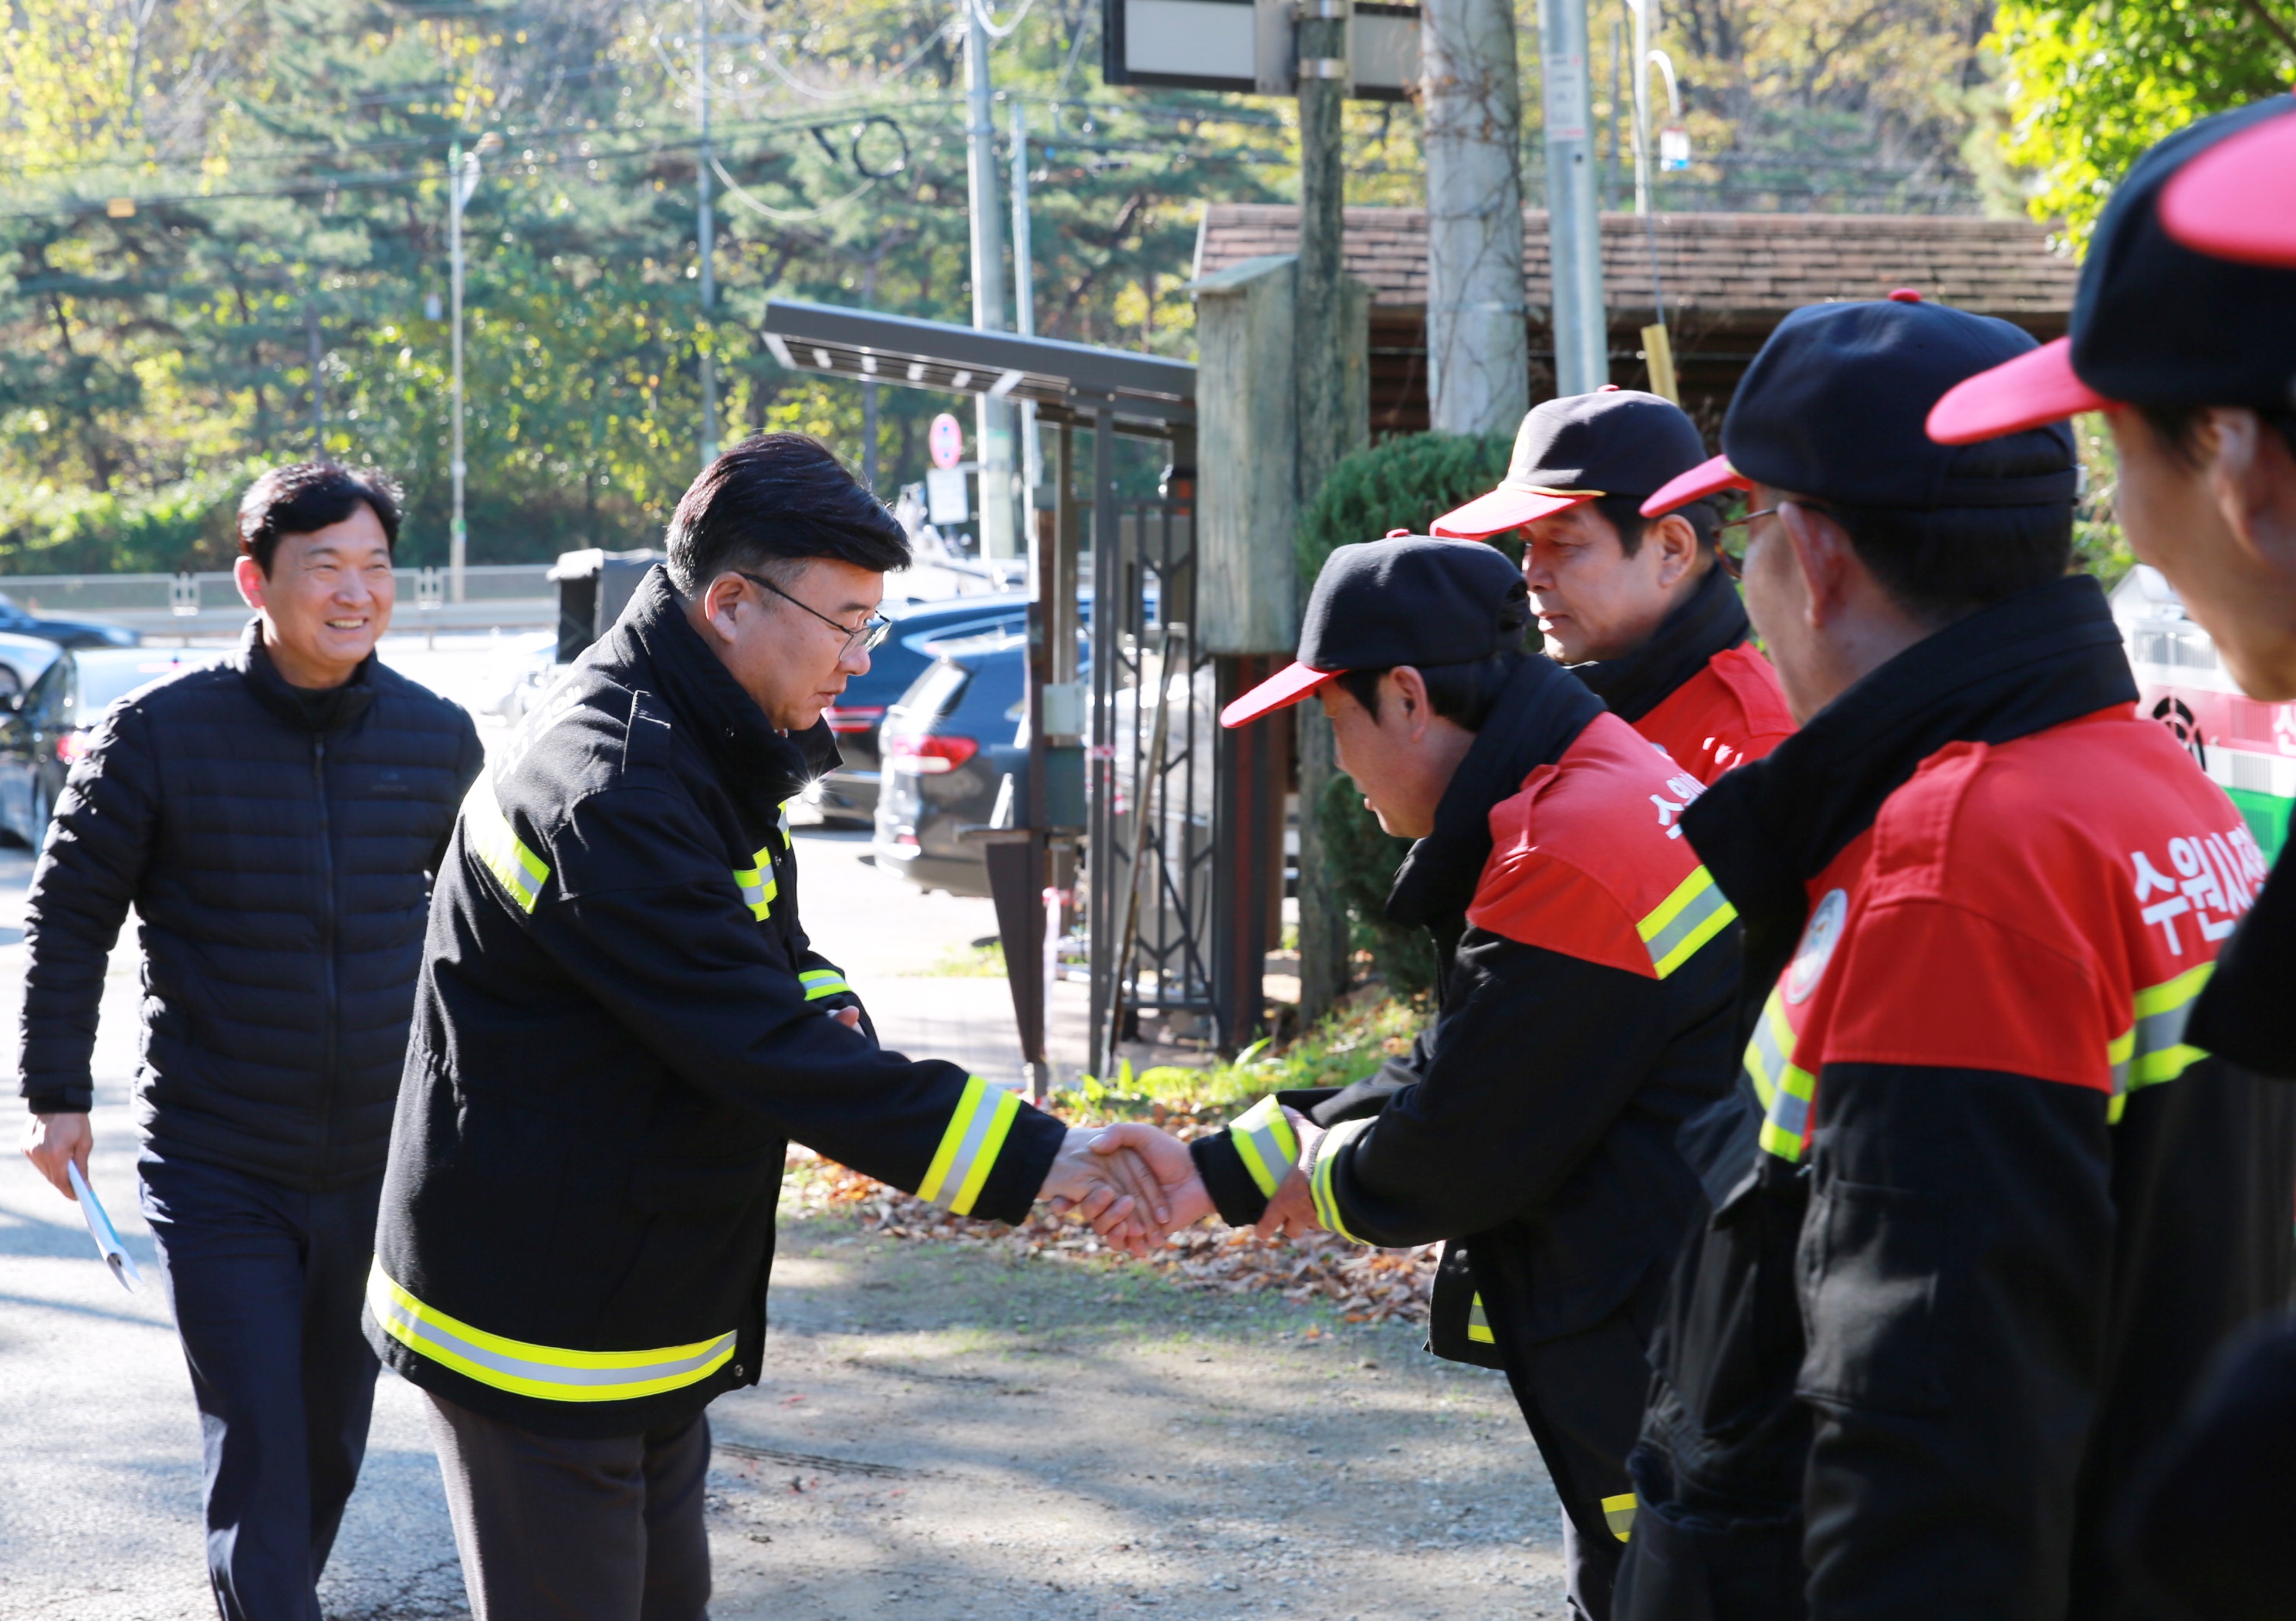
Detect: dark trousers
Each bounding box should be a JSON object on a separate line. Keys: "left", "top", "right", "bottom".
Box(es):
{"left": 421, "top": 1389, "right": 714, "bottom": 1621}
{"left": 1499, "top": 1278, "right": 1665, "bottom": 1621}
{"left": 138, "top": 1152, "right": 384, "bottom": 1621}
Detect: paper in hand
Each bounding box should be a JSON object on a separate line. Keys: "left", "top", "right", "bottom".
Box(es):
{"left": 66, "top": 1162, "right": 143, "bottom": 1293}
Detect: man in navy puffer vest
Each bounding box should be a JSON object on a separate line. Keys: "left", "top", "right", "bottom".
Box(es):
{"left": 19, "top": 462, "right": 483, "bottom": 1621}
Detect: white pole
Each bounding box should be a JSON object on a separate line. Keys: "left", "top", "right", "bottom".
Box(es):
{"left": 698, "top": 0, "right": 719, "bottom": 466}
{"left": 1538, "top": 0, "right": 1608, "bottom": 394}
{"left": 1631, "top": 0, "right": 1651, "bottom": 216}
{"left": 963, "top": 0, "right": 1016, "bottom": 559}
{"left": 1010, "top": 102, "right": 1040, "bottom": 501}
{"left": 449, "top": 141, "right": 469, "bottom": 604}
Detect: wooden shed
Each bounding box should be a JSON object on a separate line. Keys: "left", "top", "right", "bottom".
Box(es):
{"left": 1192, "top": 205, "right": 2081, "bottom": 436}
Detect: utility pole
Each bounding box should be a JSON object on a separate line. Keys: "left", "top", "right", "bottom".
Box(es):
{"left": 962, "top": 0, "right": 1016, "bottom": 558}
{"left": 697, "top": 0, "right": 719, "bottom": 466}
{"left": 1537, "top": 0, "right": 1608, "bottom": 394}
{"left": 1011, "top": 101, "right": 1042, "bottom": 502}
{"left": 1422, "top": 0, "right": 1529, "bottom": 435}
{"left": 306, "top": 296, "right": 325, "bottom": 457}
{"left": 1293, "top": 0, "right": 1355, "bottom": 1024}
{"left": 449, "top": 140, "right": 485, "bottom": 604}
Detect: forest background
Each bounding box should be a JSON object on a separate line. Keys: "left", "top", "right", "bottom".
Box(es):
{"left": 1, "top": 0, "right": 2289, "bottom": 574}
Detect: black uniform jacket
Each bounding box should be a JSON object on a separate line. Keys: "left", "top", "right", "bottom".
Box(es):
{"left": 1191, "top": 655, "right": 1741, "bottom": 1363}
{"left": 365, "top": 568, "right": 1066, "bottom": 1438}
{"left": 19, "top": 621, "right": 482, "bottom": 1190}
{"left": 1620, "top": 577, "right": 2296, "bottom": 1621}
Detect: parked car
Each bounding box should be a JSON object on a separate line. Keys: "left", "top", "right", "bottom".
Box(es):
{"left": 0, "top": 631, "right": 64, "bottom": 702}
{"left": 871, "top": 628, "right": 1028, "bottom": 898}
{"left": 0, "top": 591, "right": 139, "bottom": 651}
{"left": 0, "top": 648, "right": 220, "bottom": 847}
{"left": 816, "top": 591, "right": 1027, "bottom": 827}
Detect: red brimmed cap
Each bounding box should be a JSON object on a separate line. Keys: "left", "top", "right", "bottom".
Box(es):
{"left": 2160, "top": 108, "right": 2296, "bottom": 268}
{"left": 1219, "top": 661, "right": 1341, "bottom": 727}
{"left": 1429, "top": 484, "right": 1599, "bottom": 538}
{"left": 1926, "top": 337, "right": 2117, "bottom": 445}
{"left": 1640, "top": 454, "right": 1750, "bottom": 518}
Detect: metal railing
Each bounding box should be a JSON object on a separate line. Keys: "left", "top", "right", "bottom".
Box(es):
{"left": 0, "top": 564, "right": 559, "bottom": 634}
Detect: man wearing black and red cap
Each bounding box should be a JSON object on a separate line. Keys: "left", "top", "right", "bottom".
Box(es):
{"left": 1928, "top": 95, "right": 2296, "bottom": 1621}
{"left": 1432, "top": 390, "right": 1794, "bottom": 782}
{"left": 1095, "top": 535, "right": 1744, "bottom": 1619}
{"left": 1606, "top": 284, "right": 2296, "bottom": 1621}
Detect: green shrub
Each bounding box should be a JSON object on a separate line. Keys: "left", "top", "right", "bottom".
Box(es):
{"left": 1297, "top": 431, "right": 1515, "bottom": 994}
{"left": 0, "top": 463, "right": 256, "bottom": 574}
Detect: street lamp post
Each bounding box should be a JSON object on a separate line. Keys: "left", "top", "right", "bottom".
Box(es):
{"left": 698, "top": 0, "right": 719, "bottom": 466}
{"left": 448, "top": 140, "right": 486, "bottom": 606}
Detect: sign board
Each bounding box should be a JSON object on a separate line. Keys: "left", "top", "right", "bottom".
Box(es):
{"left": 925, "top": 466, "right": 971, "bottom": 526}
{"left": 928, "top": 412, "right": 964, "bottom": 469}
{"left": 1103, "top": 0, "right": 1419, "bottom": 100}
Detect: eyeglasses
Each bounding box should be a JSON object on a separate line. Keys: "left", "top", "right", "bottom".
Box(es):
{"left": 1717, "top": 506, "right": 1781, "bottom": 539}
{"left": 735, "top": 570, "right": 892, "bottom": 658}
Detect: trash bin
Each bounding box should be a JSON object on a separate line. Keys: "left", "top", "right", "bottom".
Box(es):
{"left": 548, "top": 548, "right": 664, "bottom": 664}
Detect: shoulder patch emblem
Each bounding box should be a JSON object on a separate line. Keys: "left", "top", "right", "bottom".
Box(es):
{"left": 1787, "top": 888, "right": 1848, "bottom": 1004}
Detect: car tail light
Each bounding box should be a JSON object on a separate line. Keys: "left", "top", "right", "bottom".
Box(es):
{"left": 55, "top": 730, "right": 86, "bottom": 764}
{"left": 884, "top": 734, "right": 979, "bottom": 775}
{"left": 825, "top": 705, "right": 884, "bottom": 736}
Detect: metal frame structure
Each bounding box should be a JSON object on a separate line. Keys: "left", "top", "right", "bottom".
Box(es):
{"left": 760, "top": 301, "right": 1273, "bottom": 1091}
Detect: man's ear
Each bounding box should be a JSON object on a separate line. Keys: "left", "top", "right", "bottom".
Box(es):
{"left": 2210, "top": 409, "right": 2296, "bottom": 584}
{"left": 233, "top": 555, "right": 268, "bottom": 611}
{"left": 695, "top": 573, "right": 750, "bottom": 646}
{"left": 1386, "top": 665, "right": 1433, "bottom": 738}
{"left": 1650, "top": 513, "right": 1703, "bottom": 588}
{"left": 1778, "top": 503, "right": 1852, "bottom": 629}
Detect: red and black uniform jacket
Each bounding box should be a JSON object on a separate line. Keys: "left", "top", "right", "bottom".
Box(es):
{"left": 1189, "top": 655, "right": 1742, "bottom": 1369}
{"left": 1617, "top": 575, "right": 2296, "bottom": 1621}
{"left": 366, "top": 568, "right": 1067, "bottom": 1439}
{"left": 1571, "top": 560, "right": 1795, "bottom": 783}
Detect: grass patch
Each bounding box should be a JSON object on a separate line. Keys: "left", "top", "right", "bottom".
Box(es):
{"left": 928, "top": 940, "right": 1006, "bottom": 977}
{"left": 1058, "top": 990, "right": 1422, "bottom": 1122}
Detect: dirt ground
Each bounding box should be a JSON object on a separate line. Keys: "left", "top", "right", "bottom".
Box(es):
{"left": 691, "top": 1208, "right": 1575, "bottom": 1621}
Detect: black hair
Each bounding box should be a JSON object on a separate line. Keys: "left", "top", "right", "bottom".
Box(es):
{"left": 1592, "top": 492, "right": 1720, "bottom": 558}
{"left": 2136, "top": 402, "right": 2296, "bottom": 470}
{"left": 1820, "top": 501, "right": 2074, "bottom": 626}
{"left": 237, "top": 462, "right": 402, "bottom": 574}
{"left": 1333, "top": 651, "right": 1527, "bottom": 732}
{"left": 664, "top": 432, "right": 909, "bottom": 595}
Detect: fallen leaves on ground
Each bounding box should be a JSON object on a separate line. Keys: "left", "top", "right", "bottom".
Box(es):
{"left": 782, "top": 1122, "right": 1437, "bottom": 1328}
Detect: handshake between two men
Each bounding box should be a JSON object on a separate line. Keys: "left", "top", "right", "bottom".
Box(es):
{"left": 1043, "top": 1098, "right": 1323, "bottom": 1256}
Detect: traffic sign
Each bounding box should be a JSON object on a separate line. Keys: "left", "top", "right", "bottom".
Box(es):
{"left": 929, "top": 413, "right": 964, "bottom": 469}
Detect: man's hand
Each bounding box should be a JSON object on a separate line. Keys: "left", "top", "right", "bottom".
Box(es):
{"left": 828, "top": 1007, "right": 861, "bottom": 1031}
{"left": 22, "top": 1112, "right": 91, "bottom": 1201}
{"left": 1087, "top": 1123, "right": 1214, "bottom": 1240}
{"left": 1040, "top": 1127, "right": 1172, "bottom": 1254}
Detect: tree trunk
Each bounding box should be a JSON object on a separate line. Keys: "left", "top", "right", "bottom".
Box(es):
{"left": 1294, "top": 13, "right": 1358, "bottom": 1026}
{"left": 1423, "top": 0, "right": 1528, "bottom": 435}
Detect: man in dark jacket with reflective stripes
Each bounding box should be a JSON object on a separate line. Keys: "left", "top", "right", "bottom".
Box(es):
{"left": 367, "top": 435, "right": 1156, "bottom": 1621}
{"left": 19, "top": 463, "right": 483, "bottom": 1621}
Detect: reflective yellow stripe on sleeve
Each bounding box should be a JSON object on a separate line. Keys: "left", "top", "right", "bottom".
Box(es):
{"left": 1466, "top": 1291, "right": 1496, "bottom": 1345}
{"left": 2109, "top": 963, "right": 2214, "bottom": 1123}
{"left": 462, "top": 781, "right": 549, "bottom": 915}
{"left": 732, "top": 844, "right": 778, "bottom": 921}
{"left": 366, "top": 1261, "right": 735, "bottom": 1403}
{"left": 800, "top": 969, "right": 851, "bottom": 1002}
{"left": 915, "top": 1075, "right": 1022, "bottom": 1217}
{"left": 1638, "top": 866, "right": 1737, "bottom": 979}
{"left": 1228, "top": 1095, "right": 1300, "bottom": 1200}
{"left": 1602, "top": 1491, "right": 1638, "bottom": 1542}
{"left": 1307, "top": 1117, "right": 1374, "bottom": 1244}
{"left": 1743, "top": 988, "right": 1813, "bottom": 1163}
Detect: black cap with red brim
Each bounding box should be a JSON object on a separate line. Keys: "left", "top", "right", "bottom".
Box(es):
{"left": 1220, "top": 536, "right": 1530, "bottom": 728}
{"left": 1928, "top": 96, "right": 2296, "bottom": 449}
{"left": 1431, "top": 389, "right": 1707, "bottom": 538}
{"left": 2161, "top": 107, "right": 2296, "bottom": 268}
{"left": 1642, "top": 454, "right": 1751, "bottom": 518}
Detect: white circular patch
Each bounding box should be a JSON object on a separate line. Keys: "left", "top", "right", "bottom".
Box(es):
{"left": 1786, "top": 888, "right": 1849, "bottom": 1005}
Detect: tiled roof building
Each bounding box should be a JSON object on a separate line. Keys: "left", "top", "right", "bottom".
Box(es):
{"left": 1193, "top": 205, "right": 2081, "bottom": 435}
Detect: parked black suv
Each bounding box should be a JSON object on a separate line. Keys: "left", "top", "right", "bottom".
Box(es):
{"left": 0, "top": 591, "right": 140, "bottom": 651}
{"left": 870, "top": 629, "right": 1028, "bottom": 898}
{"left": 816, "top": 591, "right": 1026, "bottom": 827}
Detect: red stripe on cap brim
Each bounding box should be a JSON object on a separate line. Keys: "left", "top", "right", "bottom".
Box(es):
{"left": 1219, "top": 661, "right": 1340, "bottom": 728}
{"left": 1429, "top": 485, "right": 1593, "bottom": 538}
{"left": 2161, "top": 110, "right": 2296, "bottom": 266}
{"left": 1641, "top": 455, "right": 1749, "bottom": 518}
{"left": 1926, "top": 337, "right": 2116, "bottom": 445}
